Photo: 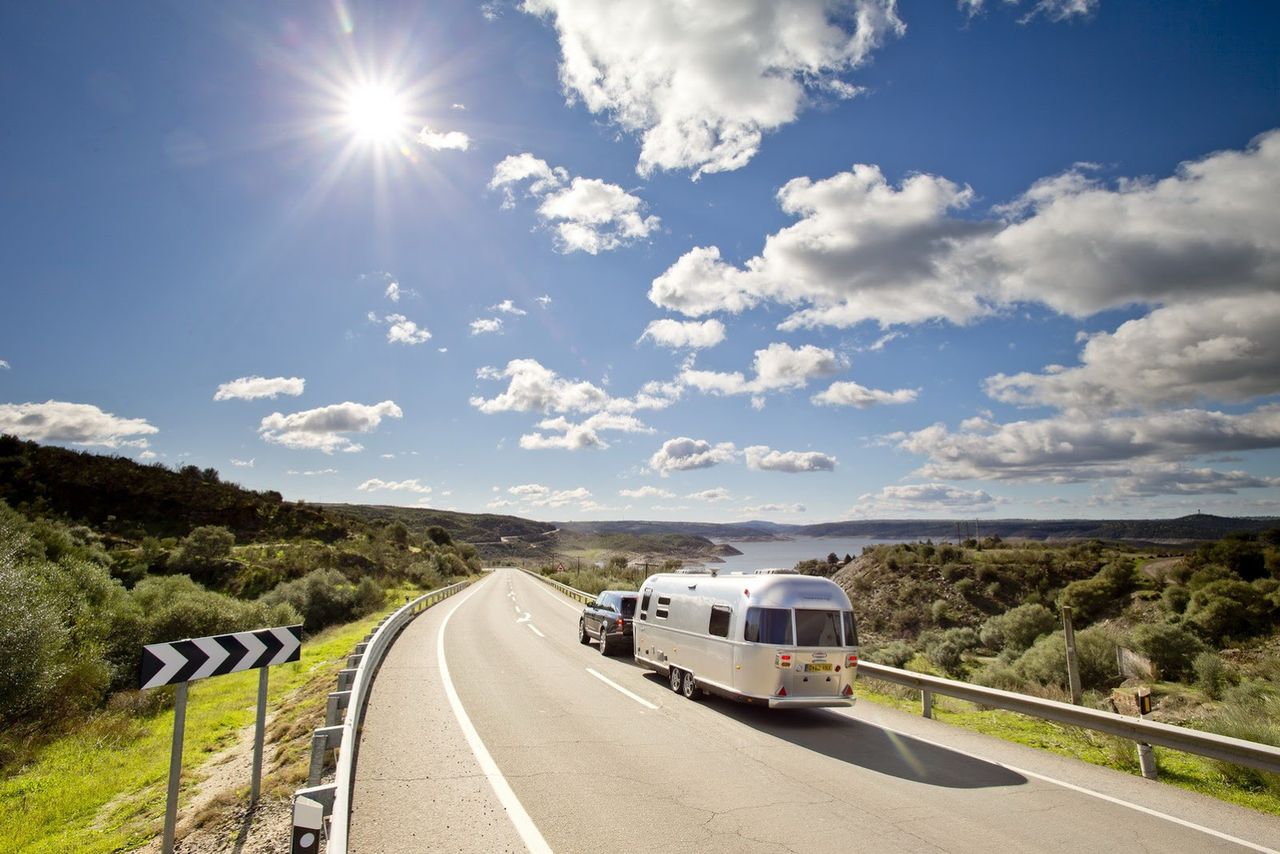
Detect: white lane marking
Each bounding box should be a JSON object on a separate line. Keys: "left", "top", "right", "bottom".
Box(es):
{"left": 866, "top": 717, "right": 1277, "bottom": 853}
{"left": 513, "top": 603, "right": 521, "bottom": 614}
{"left": 517, "top": 612, "right": 531, "bottom": 624}
{"left": 528, "top": 624, "right": 546, "bottom": 638}
{"left": 438, "top": 580, "right": 553, "bottom": 854}
{"left": 586, "top": 667, "right": 659, "bottom": 711}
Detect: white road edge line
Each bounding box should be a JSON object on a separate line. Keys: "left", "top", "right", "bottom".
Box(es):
{"left": 867, "top": 717, "right": 1278, "bottom": 854}
{"left": 438, "top": 579, "right": 553, "bottom": 854}
{"left": 586, "top": 667, "right": 659, "bottom": 711}
{"left": 528, "top": 624, "right": 546, "bottom": 638}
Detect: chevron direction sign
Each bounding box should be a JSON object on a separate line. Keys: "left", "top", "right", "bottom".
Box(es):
{"left": 140, "top": 625, "right": 303, "bottom": 690}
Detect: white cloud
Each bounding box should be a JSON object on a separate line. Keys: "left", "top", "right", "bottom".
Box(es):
{"left": 535, "top": 294, "right": 552, "bottom": 308}
{"left": 897, "top": 406, "right": 1280, "bottom": 483}
{"left": 649, "top": 437, "right": 737, "bottom": 476}
{"left": 490, "top": 154, "right": 659, "bottom": 253}
{"left": 471, "top": 359, "right": 610, "bottom": 414}
{"left": 852, "top": 483, "right": 1003, "bottom": 515}
{"left": 985, "top": 293, "right": 1280, "bottom": 413}
{"left": 259, "top": 400, "right": 402, "bottom": 454}
{"left": 745, "top": 445, "right": 837, "bottom": 472}
{"left": 741, "top": 502, "right": 807, "bottom": 514}
{"left": 0, "top": 360, "right": 9, "bottom": 370}
{"left": 417, "top": 126, "right": 471, "bottom": 151}
{"left": 451, "top": 103, "right": 467, "bottom": 110}
{"left": 385, "top": 314, "right": 432, "bottom": 345}
{"left": 1110, "top": 464, "right": 1280, "bottom": 498}
{"left": 649, "top": 131, "right": 1280, "bottom": 331}
{"left": 214, "top": 375, "right": 305, "bottom": 401}
{"left": 386, "top": 281, "right": 401, "bottom": 302}
{"left": 286, "top": 468, "right": 338, "bottom": 476}
{"left": 491, "top": 299, "right": 527, "bottom": 316}
{"left": 962, "top": 0, "right": 1099, "bottom": 22}
{"left": 639, "top": 318, "right": 726, "bottom": 350}
{"left": 139, "top": 450, "right": 157, "bottom": 460}
{"left": 682, "top": 342, "right": 845, "bottom": 398}
{"left": 470, "top": 317, "right": 504, "bottom": 335}
{"left": 519, "top": 412, "right": 652, "bottom": 450}
{"left": 521, "top": 0, "right": 904, "bottom": 177}
{"left": 812, "top": 380, "right": 918, "bottom": 408}
{"left": 230, "top": 458, "right": 255, "bottom": 468}
{"left": 0, "top": 400, "right": 158, "bottom": 448}
{"left": 357, "top": 478, "right": 432, "bottom": 494}
{"left": 505, "top": 483, "right": 593, "bottom": 507}
{"left": 619, "top": 486, "right": 676, "bottom": 499}
{"left": 688, "top": 487, "right": 731, "bottom": 502}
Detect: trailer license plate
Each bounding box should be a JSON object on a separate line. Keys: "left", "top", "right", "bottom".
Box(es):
{"left": 806, "top": 663, "right": 833, "bottom": 672}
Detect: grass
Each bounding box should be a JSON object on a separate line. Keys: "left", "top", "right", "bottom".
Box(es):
{"left": 855, "top": 677, "right": 1280, "bottom": 816}
{"left": 0, "top": 586, "right": 432, "bottom": 854}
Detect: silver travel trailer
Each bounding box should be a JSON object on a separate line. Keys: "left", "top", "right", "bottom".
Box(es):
{"left": 633, "top": 570, "right": 859, "bottom": 708}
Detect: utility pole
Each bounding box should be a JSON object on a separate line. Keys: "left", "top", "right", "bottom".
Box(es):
{"left": 1061, "top": 605, "right": 1083, "bottom": 705}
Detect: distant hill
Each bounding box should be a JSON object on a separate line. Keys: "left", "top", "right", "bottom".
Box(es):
{"left": 318, "top": 503, "right": 556, "bottom": 544}
{"left": 555, "top": 520, "right": 778, "bottom": 540}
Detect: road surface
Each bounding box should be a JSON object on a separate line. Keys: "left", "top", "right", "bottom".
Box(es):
{"left": 348, "top": 568, "right": 1279, "bottom": 853}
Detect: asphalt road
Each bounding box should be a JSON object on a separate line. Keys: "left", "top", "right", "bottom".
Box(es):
{"left": 348, "top": 568, "right": 1280, "bottom": 853}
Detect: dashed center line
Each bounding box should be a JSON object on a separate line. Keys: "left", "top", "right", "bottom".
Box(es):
{"left": 527, "top": 624, "right": 546, "bottom": 638}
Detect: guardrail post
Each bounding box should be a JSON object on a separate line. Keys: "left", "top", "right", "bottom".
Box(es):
{"left": 1136, "top": 688, "right": 1158, "bottom": 779}
{"left": 291, "top": 795, "right": 325, "bottom": 854}
{"left": 337, "top": 667, "right": 358, "bottom": 691}
{"left": 325, "top": 690, "right": 352, "bottom": 727}
{"left": 921, "top": 689, "right": 933, "bottom": 719}
{"left": 306, "top": 727, "right": 344, "bottom": 787}
{"left": 346, "top": 653, "right": 363, "bottom": 668}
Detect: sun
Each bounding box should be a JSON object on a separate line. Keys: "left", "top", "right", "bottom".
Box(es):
{"left": 341, "top": 83, "right": 411, "bottom": 145}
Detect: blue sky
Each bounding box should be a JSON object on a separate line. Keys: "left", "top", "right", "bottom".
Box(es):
{"left": 2, "top": 0, "right": 1279, "bottom": 523}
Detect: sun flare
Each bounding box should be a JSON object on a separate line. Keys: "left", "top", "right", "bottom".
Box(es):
{"left": 342, "top": 83, "right": 410, "bottom": 144}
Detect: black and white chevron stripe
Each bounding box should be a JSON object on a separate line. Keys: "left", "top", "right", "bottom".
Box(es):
{"left": 139, "top": 625, "right": 303, "bottom": 690}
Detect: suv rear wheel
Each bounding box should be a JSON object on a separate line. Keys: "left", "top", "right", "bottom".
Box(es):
{"left": 599, "top": 626, "right": 611, "bottom": 655}
{"left": 579, "top": 619, "right": 590, "bottom": 644}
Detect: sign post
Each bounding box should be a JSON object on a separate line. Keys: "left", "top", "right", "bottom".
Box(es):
{"left": 140, "top": 625, "right": 303, "bottom": 854}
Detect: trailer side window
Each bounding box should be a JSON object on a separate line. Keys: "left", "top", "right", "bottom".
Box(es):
{"left": 655, "top": 595, "right": 670, "bottom": 619}
{"left": 639, "top": 589, "right": 652, "bottom": 621}
{"left": 708, "top": 605, "right": 731, "bottom": 638}
{"left": 795, "top": 609, "right": 841, "bottom": 647}
{"left": 842, "top": 611, "right": 859, "bottom": 647}
{"left": 743, "top": 607, "right": 792, "bottom": 645}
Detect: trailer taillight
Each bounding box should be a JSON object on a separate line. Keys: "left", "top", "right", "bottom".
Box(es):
{"left": 775, "top": 653, "right": 792, "bottom": 668}
{"left": 843, "top": 684, "right": 854, "bottom": 697}
{"left": 846, "top": 654, "right": 858, "bottom": 668}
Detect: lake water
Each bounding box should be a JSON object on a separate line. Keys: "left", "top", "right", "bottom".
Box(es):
{"left": 705, "top": 536, "right": 913, "bottom": 573}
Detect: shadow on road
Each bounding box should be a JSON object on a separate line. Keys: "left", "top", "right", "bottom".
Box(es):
{"left": 645, "top": 676, "right": 1026, "bottom": 789}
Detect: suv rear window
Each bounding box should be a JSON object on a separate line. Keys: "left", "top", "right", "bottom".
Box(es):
{"left": 619, "top": 597, "right": 636, "bottom": 618}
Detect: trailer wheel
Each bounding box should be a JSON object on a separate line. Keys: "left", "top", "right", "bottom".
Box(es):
{"left": 681, "top": 670, "right": 702, "bottom": 701}
{"left": 579, "top": 620, "right": 590, "bottom": 645}
{"left": 669, "top": 667, "right": 683, "bottom": 692}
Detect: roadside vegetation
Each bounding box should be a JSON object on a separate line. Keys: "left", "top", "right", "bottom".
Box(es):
{"left": 0, "top": 437, "right": 483, "bottom": 849}
{"left": 825, "top": 535, "right": 1280, "bottom": 811}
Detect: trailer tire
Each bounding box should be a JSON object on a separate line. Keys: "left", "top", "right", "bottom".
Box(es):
{"left": 669, "top": 667, "right": 683, "bottom": 692}
{"left": 682, "top": 670, "right": 702, "bottom": 701}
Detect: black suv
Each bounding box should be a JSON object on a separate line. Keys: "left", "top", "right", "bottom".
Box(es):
{"left": 579, "top": 590, "right": 637, "bottom": 656}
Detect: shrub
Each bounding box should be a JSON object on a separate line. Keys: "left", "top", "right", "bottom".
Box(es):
{"left": 1014, "top": 627, "right": 1119, "bottom": 692}
{"left": 864, "top": 640, "right": 915, "bottom": 669}
{"left": 1161, "top": 584, "right": 1190, "bottom": 614}
{"left": 974, "top": 661, "right": 1024, "bottom": 692}
{"left": 261, "top": 569, "right": 380, "bottom": 632}
{"left": 1193, "top": 652, "right": 1230, "bottom": 700}
{"left": 175, "top": 525, "right": 235, "bottom": 565}
{"left": 1127, "top": 621, "right": 1205, "bottom": 681}
{"left": 1184, "top": 579, "right": 1272, "bottom": 642}
{"left": 0, "top": 564, "right": 70, "bottom": 724}
{"left": 1201, "top": 685, "right": 1280, "bottom": 796}
{"left": 1057, "top": 559, "right": 1137, "bottom": 624}
{"left": 922, "top": 628, "right": 979, "bottom": 676}
{"left": 137, "top": 575, "right": 298, "bottom": 643}
{"left": 980, "top": 603, "right": 1056, "bottom": 654}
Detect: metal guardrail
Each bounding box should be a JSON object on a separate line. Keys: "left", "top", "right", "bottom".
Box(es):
{"left": 292, "top": 580, "right": 469, "bottom": 854}
{"left": 518, "top": 568, "right": 595, "bottom": 604}
{"left": 521, "top": 570, "right": 1280, "bottom": 777}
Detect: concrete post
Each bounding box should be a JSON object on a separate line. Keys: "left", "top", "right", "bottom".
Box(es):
{"left": 1061, "top": 605, "right": 1083, "bottom": 705}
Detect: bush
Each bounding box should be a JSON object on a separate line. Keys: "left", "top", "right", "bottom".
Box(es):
{"left": 980, "top": 603, "right": 1056, "bottom": 654}
{"left": 175, "top": 525, "right": 235, "bottom": 566}
{"left": 261, "top": 569, "right": 381, "bottom": 632}
{"left": 0, "top": 564, "right": 70, "bottom": 724}
{"left": 1201, "top": 685, "right": 1280, "bottom": 796}
{"left": 1127, "top": 621, "right": 1205, "bottom": 681}
{"left": 1184, "top": 579, "right": 1272, "bottom": 642}
{"left": 1057, "top": 559, "right": 1137, "bottom": 624}
{"left": 137, "top": 575, "right": 299, "bottom": 644}
{"left": 922, "top": 628, "right": 979, "bottom": 676}
{"left": 1193, "top": 651, "right": 1230, "bottom": 700}
{"left": 863, "top": 640, "right": 915, "bottom": 669}
{"left": 1014, "top": 627, "right": 1119, "bottom": 692}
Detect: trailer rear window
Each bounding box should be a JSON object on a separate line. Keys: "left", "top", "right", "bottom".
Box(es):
{"left": 843, "top": 611, "right": 859, "bottom": 647}
{"left": 743, "top": 607, "right": 792, "bottom": 645}
{"left": 795, "top": 610, "right": 842, "bottom": 647}
{"left": 708, "top": 605, "right": 731, "bottom": 638}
